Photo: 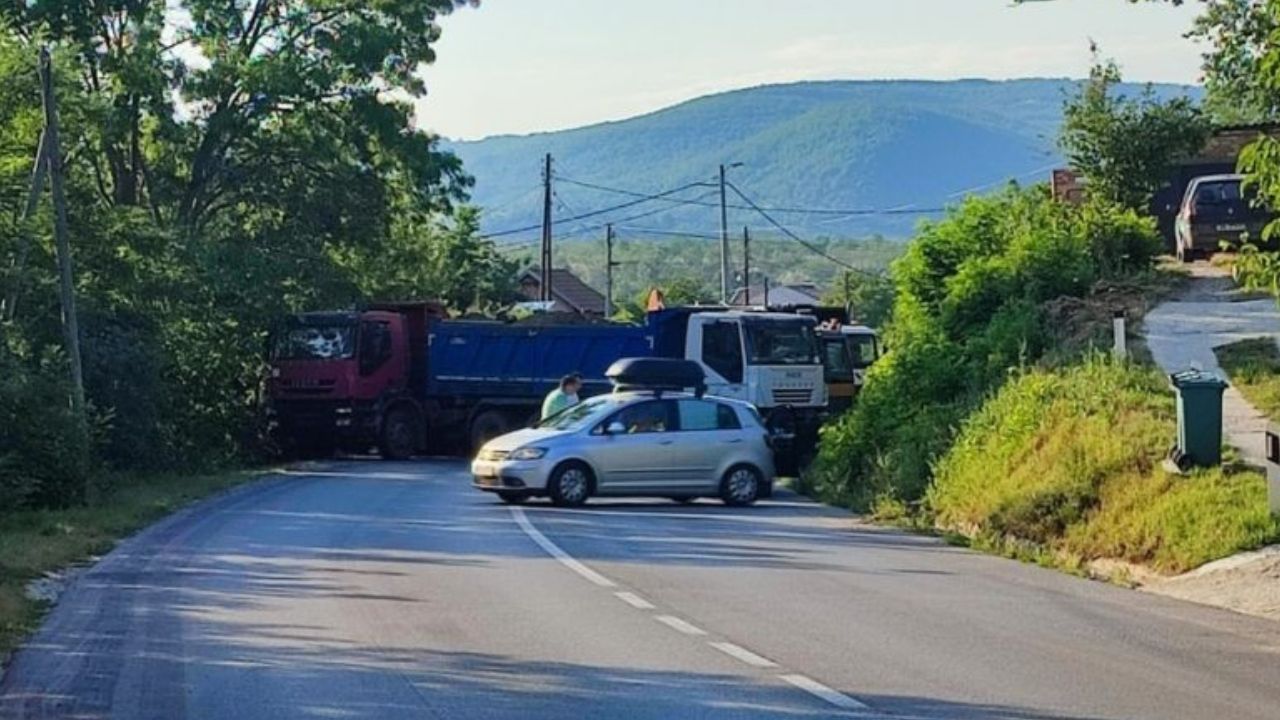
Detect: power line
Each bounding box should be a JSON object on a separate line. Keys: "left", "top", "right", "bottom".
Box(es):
{"left": 557, "top": 175, "right": 945, "bottom": 217}
{"left": 726, "top": 181, "right": 884, "bottom": 280}
{"left": 497, "top": 188, "right": 722, "bottom": 250}
{"left": 479, "top": 180, "right": 714, "bottom": 240}
{"left": 616, "top": 226, "right": 721, "bottom": 241}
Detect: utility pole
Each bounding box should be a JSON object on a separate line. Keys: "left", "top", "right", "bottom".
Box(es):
{"left": 719, "top": 164, "right": 729, "bottom": 303}
{"left": 1, "top": 131, "right": 49, "bottom": 321}
{"left": 844, "top": 271, "right": 852, "bottom": 320}
{"left": 742, "top": 226, "right": 751, "bottom": 307}
{"left": 39, "top": 47, "right": 87, "bottom": 423}
{"left": 604, "top": 223, "right": 617, "bottom": 318}
{"left": 540, "top": 153, "right": 554, "bottom": 303}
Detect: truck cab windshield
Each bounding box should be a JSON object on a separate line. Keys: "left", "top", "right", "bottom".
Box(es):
{"left": 822, "top": 337, "right": 854, "bottom": 380}
{"left": 273, "top": 325, "right": 356, "bottom": 360}
{"left": 745, "top": 321, "right": 818, "bottom": 366}
{"left": 849, "top": 333, "right": 879, "bottom": 369}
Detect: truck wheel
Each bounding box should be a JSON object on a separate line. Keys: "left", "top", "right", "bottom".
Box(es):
{"left": 470, "top": 411, "right": 508, "bottom": 453}
{"left": 380, "top": 408, "right": 418, "bottom": 460}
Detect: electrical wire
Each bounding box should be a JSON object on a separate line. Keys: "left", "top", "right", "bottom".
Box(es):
{"left": 726, "top": 181, "right": 885, "bottom": 280}
{"left": 478, "top": 180, "right": 714, "bottom": 240}
{"left": 557, "top": 175, "right": 945, "bottom": 216}
{"left": 495, "top": 188, "right": 722, "bottom": 251}
{"left": 616, "top": 226, "right": 721, "bottom": 241}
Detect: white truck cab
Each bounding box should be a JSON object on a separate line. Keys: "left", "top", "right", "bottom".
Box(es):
{"left": 683, "top": 311, "right": 827, "bottom": 417}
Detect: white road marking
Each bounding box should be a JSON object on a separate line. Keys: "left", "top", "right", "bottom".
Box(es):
{"left": 708, "top": 641, "right": 778, "bottom": 668}
{"left": 779, "top": 674, "right": 870, "bottom": 711}
{"left": 510, "top": 507, "right": 616, "bottom": 588}
{"left": 615, "top": 591, "right": 656, "bottom": 610}
{"left": 654, "top": 615, "right": 708, "bottom": 636}
{"left": 509, "top": 505, "right": 878, "bottom": 715}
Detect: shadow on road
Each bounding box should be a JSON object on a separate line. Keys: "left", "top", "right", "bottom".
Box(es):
{"left": 2, "top": 460, "right": 1274, "bottom": 720}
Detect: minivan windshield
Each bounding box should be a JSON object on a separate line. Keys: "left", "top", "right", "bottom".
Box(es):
{"left": 745, "top": 321, "right": 819, "bottom": 365}
{"left": 272, "top": 325, "right": 356, "bottom": 360}
{"left": 537, "top": 395, "right": 621, "bottom": 431}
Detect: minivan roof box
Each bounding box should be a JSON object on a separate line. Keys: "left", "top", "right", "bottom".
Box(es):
{"left": 606, "top": 358, "right": 707, "bottom": 398}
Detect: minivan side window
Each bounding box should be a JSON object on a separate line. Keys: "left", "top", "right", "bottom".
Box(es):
{"left": 676, "top": 400, "right": 742, "bottom": 431}
{"left": 609, "top": 400, "right": 674, "bottom": 434}
{"left": 702, "top": 322, "right": 744, "bottom": 384}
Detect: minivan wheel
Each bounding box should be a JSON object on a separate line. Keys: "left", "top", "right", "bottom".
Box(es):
{"left": 549, "top": 462, "right": 593, "bottom": 507}
{"left": 720, "top": 465, "right": 762, "bottom": 507}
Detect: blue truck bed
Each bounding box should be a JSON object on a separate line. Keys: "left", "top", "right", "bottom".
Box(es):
{"left": 426, "top": 320, "right": 658, "bottom": 399}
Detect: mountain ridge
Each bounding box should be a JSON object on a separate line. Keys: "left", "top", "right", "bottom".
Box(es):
{"left": 446, "top": 78, "right": 1200, "bottom": 240}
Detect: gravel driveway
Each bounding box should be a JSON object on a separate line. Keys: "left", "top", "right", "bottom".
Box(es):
{"left": 1143, "top": 263, "right": 1280, "bottom": 467}
{"left": 1142, "top": 262, "right": 1280, "bottom": 620}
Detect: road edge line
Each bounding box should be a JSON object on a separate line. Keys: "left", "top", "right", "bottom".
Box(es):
{"left": 510, "top": 507, "right": 616, "bottom": 588}
{"left": 779, "top": 674, "right": 871, "bottom": 711}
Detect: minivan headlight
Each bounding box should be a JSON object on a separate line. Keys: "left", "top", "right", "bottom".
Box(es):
{"left": 510, "top": 447, "right": 548, "bottom": 461}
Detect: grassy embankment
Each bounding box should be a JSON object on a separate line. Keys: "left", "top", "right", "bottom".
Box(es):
{"left": 1215, "top": 338, "right": 1280, "bottom": 422}
{"left": 928, "top": 358, "right": 1278, "bottom": 576}
{"left": 0, "top": 469, "right": 257, "bottom": 661}
{"left": 920, "top": 267, "right": 1279, "bottom": 577}
{"left": 818, "top": 258, "right": 1277, "bottom": 577}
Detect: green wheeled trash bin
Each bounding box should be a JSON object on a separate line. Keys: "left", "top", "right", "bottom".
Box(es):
{"left": 1169, "top": 369, "right": 1229, "bottom": 469}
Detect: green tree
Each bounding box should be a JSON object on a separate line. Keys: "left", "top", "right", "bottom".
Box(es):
{"left": 823, "top": 272, "right": 895, "bottom": 328}
{"left": 2, "top": 0, "right": 474, "bottom": 229}
{"left": 1187, "top": 0, "right": 1280, "bottom": 124}
{"left": 0, "top": 4, "right": 520, "bottom": 505}
{"left": 1060, "top": 57, "right": 1210, "bottom": 210}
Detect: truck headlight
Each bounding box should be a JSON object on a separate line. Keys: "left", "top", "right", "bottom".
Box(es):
{"left": 510, "top": 447, "right": 548, "bottom": 461}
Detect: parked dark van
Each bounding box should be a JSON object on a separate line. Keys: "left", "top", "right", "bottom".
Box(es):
{"left": 1175, "top": 174, "right": 1274, "bottom": 261}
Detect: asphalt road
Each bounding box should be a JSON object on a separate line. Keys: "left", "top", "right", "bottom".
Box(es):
{"left": 3, "top": 461, "right": 1280, "bottom": 719}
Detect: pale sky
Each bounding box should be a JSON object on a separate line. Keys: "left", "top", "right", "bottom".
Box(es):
{"left": 417, "top": 0, "right": 1205, "bottom": 141}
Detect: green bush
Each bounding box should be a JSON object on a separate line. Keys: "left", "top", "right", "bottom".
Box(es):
{"left": 80, "top": 311, "right": 178, "bottom": 471}
{"left": 807, "top": 186, "right": 1161, "bottom": 511}
{"left": 0, "top": 340, "right": 90, "bottom": 509}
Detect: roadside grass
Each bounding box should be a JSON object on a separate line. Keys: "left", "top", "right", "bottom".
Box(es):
{"left": 928, "top": 358, "right": 1280, "bottom": 576}
{"left": 1215, "top": 338, "right": 1280, "bottom": 422}
{"left": 0, "top": 468, "right": 259, "bottom": 661}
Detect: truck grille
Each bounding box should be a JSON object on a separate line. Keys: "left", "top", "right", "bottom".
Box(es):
{"left": 772, "top": 388, "right": 814, "bottom": 406}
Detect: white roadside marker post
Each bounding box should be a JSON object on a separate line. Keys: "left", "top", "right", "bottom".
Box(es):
{"left": 1113, "top": 310, "right": 1127, "bottom": 361}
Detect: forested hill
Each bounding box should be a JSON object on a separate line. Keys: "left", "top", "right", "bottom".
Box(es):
{"left": 447, "top": 79, "right": 1198, "bottom": 240}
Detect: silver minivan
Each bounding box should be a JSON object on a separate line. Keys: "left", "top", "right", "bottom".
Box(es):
{"left": 471, "top": 391, "right": 776, "bottom": 507}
